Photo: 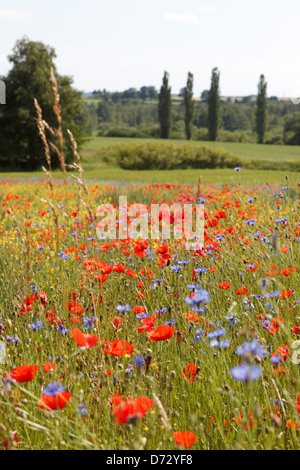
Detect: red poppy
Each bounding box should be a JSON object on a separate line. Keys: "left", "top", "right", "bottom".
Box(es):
{"left": 71, "top": 328, "right": 98, "bottom": 349}
{"left": 135, "top": 396, "right": 155, "bottom": 413}
{"left": 112, "top": 317, "right": 122, "bottom": 329}
{"left": 43, "top": 362, "right": 57, "bottom": 372}
{"left": 104, "top": 340, "right": 134, "bottom": 356}
{"left": 38, "top": 392, "right": 71, "bottom": 411}
{"left": 219, "top": 282, "right": 231, "bottom": 290}
{"left": 109, "top": 393, "right": 128, "bottom": 407}
{"left": 112, "top": 399, "right": 144, "bottom": 424}
{"left": 147, "top": 324, "right": 175, "bottom": 341}
{"left": 280, "top": 290, "right": 293, "bottom": 299}
{"left": 133, "top": 306, "right": 147, "bottom": 314}
{"left": 112, "top": 264, "right": 127, "bottom": 273}
{"left": 7, "top": 364, "right": 38, "bottom": 383}
{"left": 276, "top": 344, "right": 290, "bottom": 361}
{"left": 297, "top": 393, "right": 300, "bottom": 414}
{"left": 183, "top": 363, "right": 198, "bottom": 383}
{"left": 112, "top": 395, "right": 154, "bottom": 424}
{"left": 236, "top": 285, "right": 249, "bottom": 296}
{"left": 65, "top": 301, "right": 86, "bottom": 316}
{"left": 125, "top": 269, "right": 138, "bottom": 278}
{"left": 173, "top": 431, "right": 197, "bottom": 449}
{"left": 281, "top": 267, "right": 292, "bottom": 276}
{"left": 133, "top": 241, "right": 148, "bottom": 257}
{"left": 138, "top": 316, "right": 156, "bottom": 333}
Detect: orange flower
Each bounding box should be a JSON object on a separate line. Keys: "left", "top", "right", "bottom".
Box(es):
{"left": 112, "top": 317, "right": 122, "bottom": 330}
{"left": 219, "top": 282, "right": 231, "bottom": 290}
{"left": 43, "top": 362, "right": 57, "bottom": 372}
{"left": 138, "top": 316, "right": 156, "bottom": 333}
{"left": 183, "top": 363, "right": 199, "bottom": 383}
{"left": 38, "top": 392, "right": 71, "bottom": 411}
{"left": 173, "top": 431, "right": 197, "bottom": 449}
{"left": 7, "top": 364, "right": 38, "bottom": 383}
{"left": 236, "top": 285, "right": 249, "bottom": 296}
{"left": 112, "top": 396, "right": 154, "bottom": 424}
{"left": 280, "top": 290, "right": 293, "bottom": 300}
{"left": 112, "top": 399, "right": 143, "bottom": 424}
{"left": 147, "top": 324, "right": 175, "bottom": 341}
{"left": 71, "top": 328, "right": 98, "bottom": 349}
{"left": 281, "top": 267, "right": 292, "bottom": 276}
{"left": 133, "top": 242, "right": 148, "bottom": 257}
{"left": 104, "top": 340, "right": 134, "bottom": 356}
{"left": 112, "top": 264, "right": 127, "bottom": 273}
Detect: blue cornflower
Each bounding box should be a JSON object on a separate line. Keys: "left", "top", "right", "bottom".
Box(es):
{"left": 185, "top": 289, "right": 210, "bottom": 306}
{"left": 6, "top": 336, "right": 19, "bottom": 344}
{"left": 134, "top": 355, "right": 145, "bottom": 368}
{"left": 170, "top": 265, "right": 183, "bottom": 273}
{"left": 155, "top": 307, "right": 167, "bottom": 315}
{"left": 192, "top": 328, "right": 205, "bottom": 342}
{"left": 186, "top": 283, "right": 200, "bottom": 290}
{"left": 210, "top": 338, "right": 230, "bottom": 348}
{"left": 230, "top": 364, "right": 262, "bottom": 382}
{"left": 42, "top": 381, "right": 65, "bottom": 396}
{"left": 83, "top": 316, "right": 97, "bottom": 329}
{"left": 207, "top": 328, "right": 226, "bottom": 339}
{"left": 270, "top": 355, "right": 282, "bottom": 364}
{"left": 57, "top": 324, "right": 69, "bottom": 335}
{"left": 234, "top": 167, "right": 242, "bottom": 172}
{"left": 164, "top": 320, "right": 176, "bottom": 326}
{"left": 224, "top": 314, "right": 239, "bottom": 328}
{"left": 194, "top": 268, "right": 207, "bottom": 274}
{"left": 116, "top": 304, "right": 130, "bottom": 313}
{"left": 236, "top": 339, "right": 266, "bottom": 358}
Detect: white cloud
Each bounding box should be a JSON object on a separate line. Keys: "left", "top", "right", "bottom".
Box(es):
{"left": 0, "top": 8, "right": 36, "bottom": 22}
{"left": 164, "top": 12, "right": 199, "bottom": 24}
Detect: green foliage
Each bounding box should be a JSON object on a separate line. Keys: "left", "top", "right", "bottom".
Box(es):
{"left": 158, "top": 72, "right": 172, "bottom": 139}
{"left": 100, "top": 141, "right": 244, "bottom": 170}
{"left": 99, "top": 125, "right": 160, "bottom": 138}
{"left": 207, "top": 68, "right": 221, "bottom": 141}
{"left": 0, "top": 37, "right": 86, "bottom": 170}
{"left": 284, "top": 112, "right": 300, "bottom": 145}
{"left": 184, "top": 72, "right": 194, "bottom": 140}
{"left": 256, "top": 75, "right": 268, "bottom": 143}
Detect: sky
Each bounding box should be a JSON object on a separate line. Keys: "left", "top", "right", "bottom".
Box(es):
{"left": 0, "top": 0, "right": 300, "bottom": 97}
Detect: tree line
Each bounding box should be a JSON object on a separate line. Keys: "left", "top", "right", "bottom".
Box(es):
{"left": 0, "top": 37, "right": 299, "bottom": 171}
{"left": 158, "top": 69, "right": 268, "bottom": 144}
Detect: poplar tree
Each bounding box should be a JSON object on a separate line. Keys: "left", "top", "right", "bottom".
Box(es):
{"left": 256, "top": 74, "right": 268, "bottom": 144}
{"left": 207, "top": 67, "right": 220, "bottom": 141}
{"left": 184, "top": 72, "right": 194, "bottom": 140}
{"left": 158, "top": 71, "right": 171, "bottom": 139}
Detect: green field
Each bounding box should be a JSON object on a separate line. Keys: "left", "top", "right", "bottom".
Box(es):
{"left": 1, "top": 136, "right": 300, "bottom": 186}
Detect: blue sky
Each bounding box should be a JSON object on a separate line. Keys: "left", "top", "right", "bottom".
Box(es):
{"left": 0, "top": 0, "right": 300, "bottom": 97}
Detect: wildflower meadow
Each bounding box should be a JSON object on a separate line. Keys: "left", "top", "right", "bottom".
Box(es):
{"left": 1, "top": 167, "right": 300, "bottom": 451}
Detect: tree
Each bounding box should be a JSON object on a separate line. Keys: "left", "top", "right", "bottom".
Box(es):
{"left": 184, "top": 72, "right": 194, "bottom": 140}
{"left": 256, "top": 74, "right": 268, "bottom": 143}
{"left": 158, "top": 71, "right": 171, "bottom": 139}
{"left": 148, "top": 86, "right": 158, "bottom": 101}
{"left": 283, "top": 112, "right": 300, "bottom": 145}
{"left": 0, "top": 37, "right": 86, "bottom": 170}
{"left": 207, "top": 67, "right": 221, "bottom": 141}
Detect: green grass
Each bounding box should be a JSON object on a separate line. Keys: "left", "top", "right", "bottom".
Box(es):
{"left": 1, "top": 136, "right": 299, "bottom": 186}
{"left": 81, "top": 136, "right": 300, "bottom": 165}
